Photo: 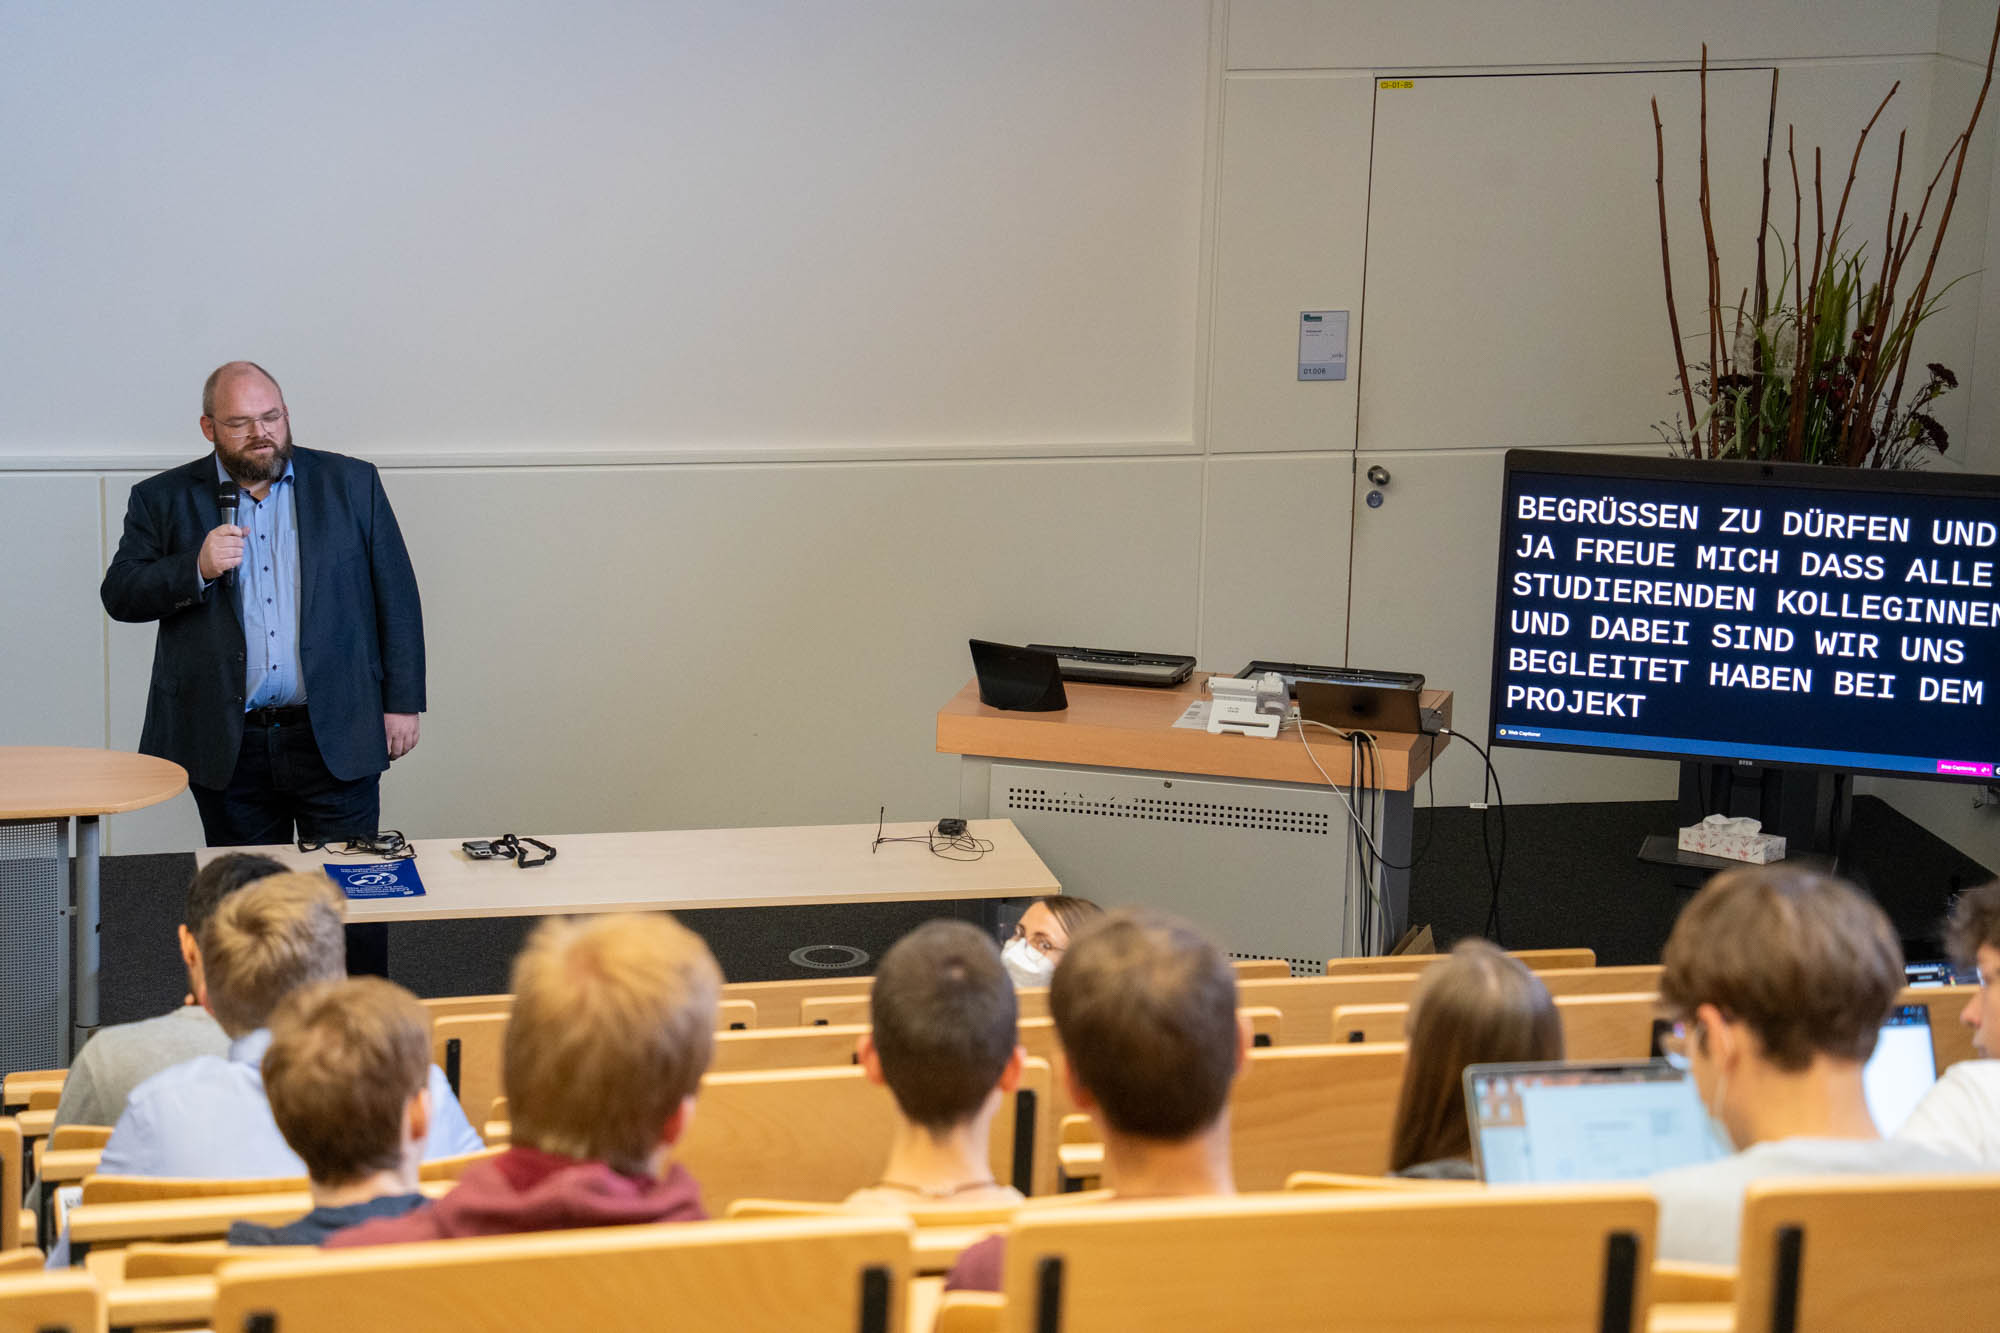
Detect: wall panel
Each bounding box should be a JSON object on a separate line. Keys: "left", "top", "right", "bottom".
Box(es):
{"left": 1207, "top": 73, "right": 1374, "bottom": 454}
{"left": 0, "top": 476, "right": 108, "bottom": 749}
{"left": 92, "top": 457, "right": 1203, "bottom": 852}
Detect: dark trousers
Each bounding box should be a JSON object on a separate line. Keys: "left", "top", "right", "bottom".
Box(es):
{"left": 190, "top": 708, "right": 381, "bottom": 848}
{"left": 190, "top": 710, "right": 389, "bottom": 977}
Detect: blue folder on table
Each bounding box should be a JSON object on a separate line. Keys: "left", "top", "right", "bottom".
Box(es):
{"left": 321, "top": 859, "right": 426, "bottom": 899}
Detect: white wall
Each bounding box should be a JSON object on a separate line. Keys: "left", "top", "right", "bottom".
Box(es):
{"left": 6, "top": 0, "right": 1998, "bottom": 864}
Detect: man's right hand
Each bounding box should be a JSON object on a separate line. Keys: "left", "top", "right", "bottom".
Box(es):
{"left": 197, "top": 524, "right": 248, "bottom": 581}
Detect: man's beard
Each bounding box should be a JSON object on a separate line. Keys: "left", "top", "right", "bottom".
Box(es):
{"left": 220, "top": 434, "right": 296, "bottom": 485}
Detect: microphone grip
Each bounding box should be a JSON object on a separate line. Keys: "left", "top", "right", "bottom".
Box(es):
{"left": 217, "top": 499, "right": 239, "bottom": 590}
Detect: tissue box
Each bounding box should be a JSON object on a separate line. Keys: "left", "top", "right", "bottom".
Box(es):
{"left": 1677, "top": 816, "right": 1788, "bottom": 864}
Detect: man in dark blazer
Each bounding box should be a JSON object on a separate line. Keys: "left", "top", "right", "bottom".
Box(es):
{"left": 102, "top": 362, "right": 425, "bottom": 847}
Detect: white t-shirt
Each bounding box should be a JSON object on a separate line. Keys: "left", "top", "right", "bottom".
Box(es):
{"left": 1896, "top": 1059, "right": 2000, "bottom": 1166}
{"left": 1649, "top": 1136, "right": 1978, "bottom": 1265}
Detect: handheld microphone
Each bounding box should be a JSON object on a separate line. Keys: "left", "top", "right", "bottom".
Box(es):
{"left": 216, "top": 480, "right": 239, "bottom": 588}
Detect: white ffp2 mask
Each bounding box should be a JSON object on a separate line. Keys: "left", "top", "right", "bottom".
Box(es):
{"left": 1001, "top": 937, "right": 1056, "bottom": 988}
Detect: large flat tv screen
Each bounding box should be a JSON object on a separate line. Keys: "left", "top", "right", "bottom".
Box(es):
{"left": 1490, "top": 450, "right": 2000, "bottom": 783}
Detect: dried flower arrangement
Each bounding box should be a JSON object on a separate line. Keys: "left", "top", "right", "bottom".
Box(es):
{"left": 1652, "top": 12, "right": 1999, "bottom": 467}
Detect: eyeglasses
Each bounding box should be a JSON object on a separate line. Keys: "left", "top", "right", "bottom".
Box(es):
{"left": 1008, "top": 923, "right": 1063, "bottom": 958}
{"left": 1660, "top": 1019, "right": 1692, "bottom": 1071}
{"left": 298, "top": 830, "right": 415, "bottom": 860}
{"left": 210, "top": 408, "right": 287, "bottom": 438}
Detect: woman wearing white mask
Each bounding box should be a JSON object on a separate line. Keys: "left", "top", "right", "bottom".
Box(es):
{"left": 1000, "top": 896, "right": 1102, "bottom": 989}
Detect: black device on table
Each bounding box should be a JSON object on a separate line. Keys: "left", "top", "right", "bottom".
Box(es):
{"left": 1238, "top": 660, "right": 1426, "bottom": 697}
{"left": 1026, "top": 644, "right": 1196, "bottom": 687}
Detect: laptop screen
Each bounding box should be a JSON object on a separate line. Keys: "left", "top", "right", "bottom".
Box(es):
{"left": 1465, "top": 1060, "right": 1726, "bottom": 1185}
{"left": 1863, "top": 1003, "right": 1938, "bottom": 1137}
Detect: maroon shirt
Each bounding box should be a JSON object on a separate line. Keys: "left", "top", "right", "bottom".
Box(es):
{"left": 945, "top": 1232, "right": 1006, "bottom": 1292}
{"left": 324, "top": 1146, "right": 705, "bottom": 1247}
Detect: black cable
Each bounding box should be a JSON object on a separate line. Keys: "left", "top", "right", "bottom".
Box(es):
{"left": 1440, "top": 729, "right": 1507, "bottom": 943}
{"left": 870, "top": 806, "right": 993, "bottom": 861}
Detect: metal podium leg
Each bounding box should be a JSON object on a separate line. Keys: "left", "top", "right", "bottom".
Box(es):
{"left": 72, "top": 814, "right": 101, "bottom": 1056}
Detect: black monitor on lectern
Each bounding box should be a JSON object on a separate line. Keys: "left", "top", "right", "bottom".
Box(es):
{"left": 1489, "top": 450, "right": 2000, "bottom": 785}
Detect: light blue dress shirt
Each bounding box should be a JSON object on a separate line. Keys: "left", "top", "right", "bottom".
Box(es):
{"left": 215, "top": 456, "right": 305, "bottom": 709}
{"left": 96, "top": 1027, "right": 483, "bottom": 1179}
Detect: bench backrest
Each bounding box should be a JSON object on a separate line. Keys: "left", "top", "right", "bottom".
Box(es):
{"left": 722, "top": 977, "right": 875, "bottom": 1028}
{"left": 999, "top": 1187, "right": 1654, "bottom": 1331}
{"left": 677, "top": 1059, "right": 1056, "bottom": 1207}
{"left": 209, "top": 1215, "right": 914, "bottom": 1333}
{"left": 1231, "top": 1043, "right": 1409, "bottom": 1186}
{"left": 1322, "top": 947, "right": 1597, "bottom": 977}
{"left": 1332, "top": 992, "right": 1662, "bottom": 1061}
{"left": 1734, "top": 1172, "right": 2000, "bottom": 1331}
{"left": 0, "top": 1271, "right": 102, "bottom": 1333}
{"left": 421, "top": 994, "right": 756, "bottom": 1029}
{"left": 1895, "top": 984, "right": 1978, "bottom": 1073}
{"left": 0, "top": 1119, "right": 19, "bottom": 1252}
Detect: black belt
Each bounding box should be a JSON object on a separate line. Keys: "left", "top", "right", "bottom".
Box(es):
{"left": 245, "top": 704, "right": 309, "bottom": 728}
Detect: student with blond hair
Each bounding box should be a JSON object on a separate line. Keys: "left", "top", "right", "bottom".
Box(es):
{"left": 98, "top": 872, "right": 481, "bottom": 1179}
{"left": 1388, "top": 939, "right": 1564, "bottom": 1179}
{"left": 328, "top": 911, "right": 721, "bottom": 1245}
{"left": 51, "top": 852, "right": 285, "bottom": 1135}
{"left": 846, "top": 920, "right": 1026, "bottom": 1211}
{"left": 1649, "top": 864, "right": 1974, "bottom": 1264}
{"left": 229, "top": 977, "right": 435, "bottom": 1244}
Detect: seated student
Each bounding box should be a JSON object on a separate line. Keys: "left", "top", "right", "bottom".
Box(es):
{"left": 1000, "top": 895, "right": 1103, "bottom": 989}
{"left": 228, "top": 977, "right": 433, "bottom": 1244}
{"left": 1649, "top": 864, "right": 1976, "bottom": 1265}
{"left": 97, "top": 873, "right": 482, "bottom": 1179}
{"left": 947, "top": 907, "right": 1247, "bottom": 1291}
{"left": 845, "top": 920, "right": 1027, "bottom": 1211}
{"left": 1388, "top": 939, "right": 1564, "bottom": 1180}
{"left": 28, "top": 852, "right": 288, "bottom": 1219}
{"left": 51, "top": 852, "right": 287, "bottom": 1132}
{"left": 326, "top": 911, "right": 720, "bottom": 1245}
{"left": 1898, "top": 878, "right": 2000, "bottom": 1164}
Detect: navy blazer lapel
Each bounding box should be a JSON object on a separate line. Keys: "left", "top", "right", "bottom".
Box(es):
{"left": 292, "top": 447, "right": 320, "bottom": 631}
{"left": 187, "top": 452, "right": 222, "bottom": 523}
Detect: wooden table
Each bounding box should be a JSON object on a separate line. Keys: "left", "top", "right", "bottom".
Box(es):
{"left": 938, "top": 677, "right": 1453, "bottom": 965}
{"left": 937, "top": 674, "right": 1451, "bottom": 790}
{"left": 0, "top": 747, "right": 186, "bottom": 1065}
{"left": 201, "top": 819, "right": 1057, "bottom": 932}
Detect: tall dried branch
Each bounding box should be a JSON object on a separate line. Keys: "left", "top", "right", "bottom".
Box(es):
{"left": 1827, "top": 82, "right": 1899, "bottom": 257}
{"left": 1654, "top": 95, "right": 1702, "bottom": 443}
{"left": 1699, "top": 46, "right": 1725, "bottom": 455}
{"left": 1753, "top": 69, "right": 1777, "bottom": 326}
{"left": 1869, "top": 5, "right": 2000, "bottom": 463}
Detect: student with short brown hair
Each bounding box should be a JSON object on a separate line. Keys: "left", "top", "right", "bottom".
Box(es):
{"left": 328, "top": 911, "right": 721, "bottom": 1245}
{"left": 97, "top": 873, "right": 483, "bottom": 1180}
{"left": 947, "top": 907, "right": 1247, "bottom": 1290}
{"left": 229, "top": 978, "right": 434, "bottom": 1244}
{"left": 846, "top": 920, "right": 1026, "bottom": 1211}
{"left": 1649, "top": 864, "right": 1974, "bottom": 1263}
{"left": 1389, "top": 939, "right": 1564, "bottom": 1179}
{"left": 1897, "top": 878, "right": 2000, "bottom": 1164}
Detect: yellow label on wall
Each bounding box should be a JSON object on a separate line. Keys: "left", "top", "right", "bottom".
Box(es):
{"left": 1379, "top": 79, "right": 1414, "bottom": 90}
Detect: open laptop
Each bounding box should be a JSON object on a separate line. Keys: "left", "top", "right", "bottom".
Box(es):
{"left": 1863, "top": 1003, "right": 1938, "bottom": 1137}
{"left": 1465, "top": 1060, "right": 1725, "bottom": 1185}
{"left": 1469, "top": 1007, "right": 1942, "bottom": 1183}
